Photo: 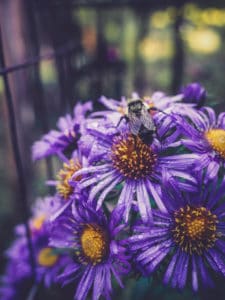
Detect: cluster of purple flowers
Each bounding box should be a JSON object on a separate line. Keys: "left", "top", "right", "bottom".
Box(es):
{"left": 1, "top": 83, "right": 225, "bottom": 300}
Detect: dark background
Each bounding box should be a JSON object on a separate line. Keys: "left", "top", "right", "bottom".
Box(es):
{"left": 1, "top": 1, "right": 225, "bottom": 299}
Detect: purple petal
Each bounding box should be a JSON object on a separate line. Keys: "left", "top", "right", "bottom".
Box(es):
{"left": 201, "top": 107, "right": 216, "bottom": 127}
{"left": 147, "top": 181, "right": 167, "bottom": 212}
{"left": 192, "top": 255, "right": 198, "bottom": 292}
{"left": 97, "top": 175, "right": 122, "bottom": 209}
{"left": 163, "top": 250, "right": 179, "bottom": 284}
{"left": 217, "top": 112, "right": 225, "bottom": 128}
{"left": 75, "top": 265, "right": 95, "bottom": 300}
{"left": 50, "top": 200, "right": 72, "bottom": 222}
{"left": 93, "top": 265, "right": 105, "bottom": 300}
{"left": 89, "top": 171, "right": 117, "bottom": 203}
{"left": 72, "top": 164, "right": 112, "bottom": 178}
{"left": 171, "top": 251, "right": 189, "bottom": 289}
{"left": 145, "top": 246, "right": 171, "bottom": 273}
{"left": 136, "top": 181, "right": 153, "bottom": 223}
{"left": 197, "top": 256, "right": 214, "bottom": 288}
{"left": 118, "top": 182, "right": 133, "bottom": 222}
{"left": 110, "top": 265, "right": 123, "bottom": 288}
{"left": 206, "top": 160, "right": 220, "bottom": 180}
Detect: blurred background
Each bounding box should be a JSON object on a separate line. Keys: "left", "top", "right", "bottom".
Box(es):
{"left": 1, "top": 0, "right": 225, "bottom": 299}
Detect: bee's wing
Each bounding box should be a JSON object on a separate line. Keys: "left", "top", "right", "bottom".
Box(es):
{"left": 140, "top": 108, "right": 155, "bottom": 131}
{"left": 129, "top": 113, "right": 142, "bottom": 135}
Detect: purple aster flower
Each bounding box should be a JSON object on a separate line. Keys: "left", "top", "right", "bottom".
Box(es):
{"left": 44, "top": 150, "right": 90, "bottom": 220}
{"left": 32, "top": 101, "right": 92, "bottom": 161}
{"left": 129, "top": 174, "right": 225, "bottom": 291}
{"left": 177, "top": 107, "right": 225, "bottom": 180}
{"left": 29, "top": 197, "right": 71, "bottom": 272}
{"left": 0, "top": 197, "right": 72, "bottom": 299}
{"left": 46, "top": 150, "right": 86, "bottom": 200}
{"left": 31, "top": 196, "right": 62, "bottom": 222}
{"left": 1, "top": 227, "right": 70, "bottom": 300}
{"left": 50, "top": 200, "right": 130, "bottom": 300}
{"left": 0, "top": 232, "right": 33, "bottom": 300}
{"left": 72, "top": 121, "right": 198, "bottom": 223}
{"left": 181, "top": 82, "right": 206, "bottom": 107}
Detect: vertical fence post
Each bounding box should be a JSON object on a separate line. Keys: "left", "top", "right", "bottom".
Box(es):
{"left": 25, "top": 0, "right": 54, "bottom": 180}
{"left": 171, "top": 5, "right": 184, "bottom": 93}
{"left": 0, "top": 28, "right": 36, "bottom": 281}
{"left": 41, "top": 0, "right": 81, "bottom": 112}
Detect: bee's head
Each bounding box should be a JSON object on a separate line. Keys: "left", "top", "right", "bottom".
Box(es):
{"left": 127, "top": 99, "right": 143, "bottom": 113}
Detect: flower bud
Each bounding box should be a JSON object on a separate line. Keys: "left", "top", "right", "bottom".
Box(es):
{"left": 181, "top": 82, "right": 206, "bottom": 107}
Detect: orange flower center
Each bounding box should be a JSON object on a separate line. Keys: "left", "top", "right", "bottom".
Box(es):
{"left": 172, "top": 206, "right": 218, "bottom": 255}
{"left": 80, "top": 225, "right": 108, "bottom": 264}
{"left": 56, "top": 159, "right": 82, "bottom": 199}
{"left": 111, "top": 134, "right": 157, "bottom": 179}
{"left": 205, "top": 129, "right": 225, "bottom": 159}
{"left": 38, "top": 247, "right": 58, "bottom": 267}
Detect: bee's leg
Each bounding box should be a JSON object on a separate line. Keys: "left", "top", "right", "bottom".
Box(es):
{"left": 132, "top": 134, "right": 138, "bottom": 150}
{"left": 148, "top": 107, "right": 171, "bottom": 121}
{"left": 112, "top": 116, "right": 129, "bottom": 139}
{"left": 116, "top": 115, "right": 129, "bottom": 128}
{"left": 148, "top": 107, "right": 180, "bottom": 121}
{"left": 148, "top": 107, "right": 165, "bottom": 114}
{"left": 140, "top": 131, "right": 154, "bottom": 145}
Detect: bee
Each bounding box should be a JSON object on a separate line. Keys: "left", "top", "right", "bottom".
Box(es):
{"left": 118, "top": 98, "right": 156, "bottom": 145}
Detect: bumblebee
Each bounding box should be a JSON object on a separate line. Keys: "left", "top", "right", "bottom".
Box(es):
{"left": 118, "top": 98, "right": 156, "bottom": 145}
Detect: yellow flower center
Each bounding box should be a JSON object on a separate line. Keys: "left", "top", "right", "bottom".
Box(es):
{"left": 172, "top": 206, "right": 218, "bottom": 255}
{"left": 56, "top": 159, "right": 82, "bottom": 199}
{"left": 111, "top": 134, "right": 157, "bottom": 179}
{"left": 32, "top": 215, "right": 46, "bottom": 230}
{"left": 205, "top": 129, "right": 225, "bottom": 159}
{"left": 38, "top": 247, "right": 59, "bottom": 267}
{"left": 80, "top": 225, "right": 108, "bottom": 264}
